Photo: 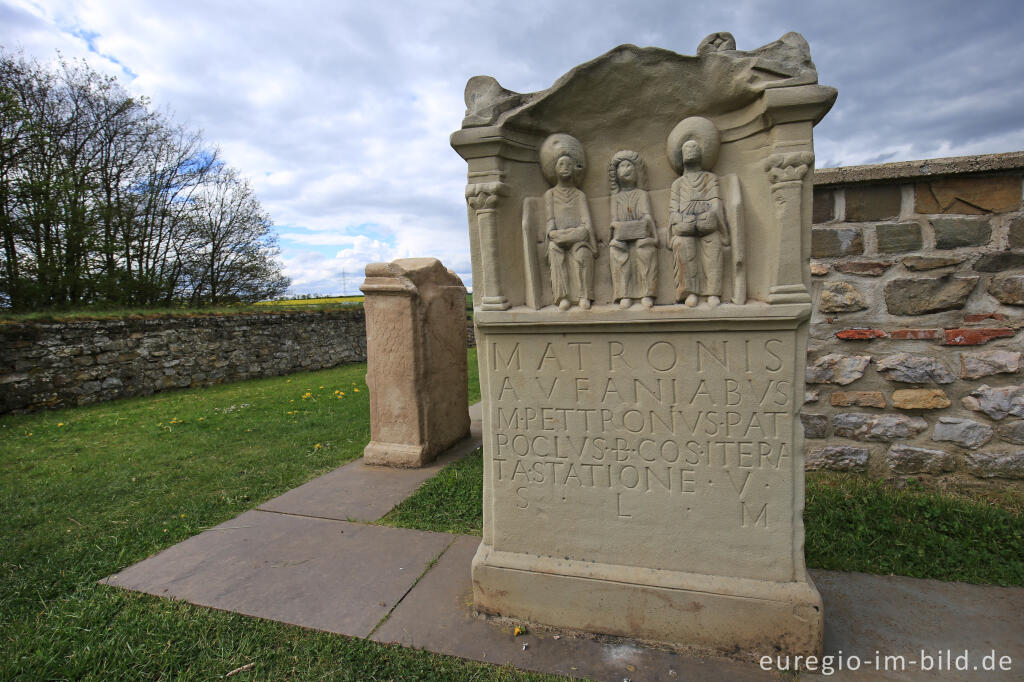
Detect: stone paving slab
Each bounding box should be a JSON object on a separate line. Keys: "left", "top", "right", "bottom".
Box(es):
{"left": 372, "top": 535, "right": 778, "bottom": 682}
{"left": 258, "top": 421, "right": 481, "bottom": 522}
{"left": 815, "top": 569, "right": 1024, "bottom": 681}
{"left": 102, "top": 510, "right": 453, "bottom": 638}
{"left": 372, "top": 535, "right": 1024, "bottom": 681}
{"left": 101, "top": 399, "right": 1024, "bottom": 681}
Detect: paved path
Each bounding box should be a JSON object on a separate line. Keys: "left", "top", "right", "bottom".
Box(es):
{"left": 103, "top": 405, "right": 1024, "bottom": 681}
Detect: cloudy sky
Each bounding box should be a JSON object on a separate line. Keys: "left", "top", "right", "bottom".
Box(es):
{"left": 3, "top": 0, "right": 1022, "bottom": 295}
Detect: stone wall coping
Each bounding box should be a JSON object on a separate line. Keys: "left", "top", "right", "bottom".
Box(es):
{"left": 0, "top": 307, "right": 365, "bottom": 332}
{"left": 814, "top": 151, "right": 1024, "bottom": 187}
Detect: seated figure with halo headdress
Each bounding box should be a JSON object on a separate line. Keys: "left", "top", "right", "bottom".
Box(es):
{"left": 540, "top": 133, "right": 596, "bottom": 311}
{"left": 667, "top": 116, "right": 743, "bottom": 308}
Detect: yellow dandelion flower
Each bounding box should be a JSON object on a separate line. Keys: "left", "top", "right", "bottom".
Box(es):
{"left": 287, "top": 379, "right": 292, "bottom": 383}
{"left": 180, "top": 514, "right": 186, "bottom": 518}
{"left": 313, "top": 443, "right": 322, "bottom": 450}
{"left": 57, "top": 423, "right": 64, "bottom": 427}
{"left": 353, "top": 388, "right": 360, "bottom": 392}
{"left": 319, "top": 386, "right": 324, "bottom": 389}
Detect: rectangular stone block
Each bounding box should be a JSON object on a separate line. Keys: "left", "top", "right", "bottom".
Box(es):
{"left": 361, "top": 258, "right": 470, "bottom": 467}
{"left": 892, "top": 388, "right": 951, "bottom": 410}
{"left": 474, "top": 322, "right": 821, "bottom": 655}
{"left": 831, "top": 391, "right": 886, "bottom": 408}
{"left": 973, "top": 253, "right": 1024, "bottom": 272}
{"left": 1010, "top": 215, "right": 1024, "bottom": 250}
{"left": 875, "top": 222, "right": 923, "bottom": 254}
{"left": 811, "top": 227, "right": 863, "bottom": 257}
{"left": 801, "top": 412, "right": 829, "bottom": 438}
{"left": 932, "top": 217, "right": 992, "bottom": 249}
{"left": 834, "top": 260, "right": 892, "bottom": 277}
{"left": 988, "top": 274, "right": 1024, "bottom": 305}
{"left": 482, "top": 329, "right": 801, "bottom": 577}
{"left": 902, "top": 255, "right": 963, "bottom": 271}
{"left": 812, "top": 189, "right": 834, "bottom": 223}
{"left": 845, "top": 185, "right": 901, "bottom": 221}
{"left": 915, "top": 175, "right": 1022, "bottom": 215}
{"left": 884, "top": 276, "right": 978, "bottom": 315}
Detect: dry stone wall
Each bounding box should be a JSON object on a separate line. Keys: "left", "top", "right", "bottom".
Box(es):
{"left": 2, "top": 148, "right": 1021, "bottom": 491}
{"left": 1, "top": 309, "right": 367, "bottom": 413}
{"left": 806, "top": 151, "right": 1024, "bottom": 489}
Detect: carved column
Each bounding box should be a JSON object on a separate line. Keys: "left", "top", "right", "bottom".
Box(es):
{"left": 765, "top": 151, "right": 814, "bottom": 304}
{"left": 466, "top": 182, "right": 510, "bottom": 311}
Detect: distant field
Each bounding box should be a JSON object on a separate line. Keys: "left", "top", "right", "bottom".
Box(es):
{"left": 259, "top": 294, "right": 473, "bottom": 309}
{"left": 256, "top": 296, "right": 364, "bottom": 306}
{"left": 260, "top": 293, "right": 474, "bottom": 313}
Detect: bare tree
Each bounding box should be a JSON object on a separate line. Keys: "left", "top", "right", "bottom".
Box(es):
{"left": 0, "top": 49, "right": 289, "bottom": 310}
{"left": 182, "top": 166, "right": 289, "bottom": 305}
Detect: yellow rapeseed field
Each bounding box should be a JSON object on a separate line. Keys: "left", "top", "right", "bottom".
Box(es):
{"left": 255, "top": 296, "right": 363, "bottom": 306}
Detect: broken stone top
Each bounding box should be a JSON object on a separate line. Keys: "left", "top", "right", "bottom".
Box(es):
{"left": 363, "top": 258, "right": 463, "bottom": 291}
{"left": 461, "top": 32, "right": 825, "bottom": 130}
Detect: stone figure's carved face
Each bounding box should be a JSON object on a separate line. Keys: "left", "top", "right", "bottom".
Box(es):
{"left": 616, "top": 159, "right": 636, "bottom": 186}
{"left": 555, "top": 155, "right": 576, "bottom": 182}
{"left": 682, "top": 139, "right": 702, "bottom": 166}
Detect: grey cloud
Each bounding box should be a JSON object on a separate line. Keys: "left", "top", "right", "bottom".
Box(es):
{"left": 2, "top": 0, "right": 1022, "bottom": 295}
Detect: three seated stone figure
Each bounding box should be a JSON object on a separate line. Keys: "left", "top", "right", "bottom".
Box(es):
{"left": 541, "top": 133, "right": 597, "bottom": 311}
{"left": 540, "top": 118, "right": 732, "bottom": 310}
{"left": 608, "top": 150, "right": 657, "bottom": 309}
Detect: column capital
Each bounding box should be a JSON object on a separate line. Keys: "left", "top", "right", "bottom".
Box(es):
{"left": 466, "top": 182, "right": 510, "bottom": 211}
{"left": 765, "top": 152, "right": 814, "bottom": 188}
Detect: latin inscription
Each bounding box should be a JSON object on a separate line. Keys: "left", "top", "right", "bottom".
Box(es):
{"left": 488, "top": 333, "right": 795, "bottom": 529}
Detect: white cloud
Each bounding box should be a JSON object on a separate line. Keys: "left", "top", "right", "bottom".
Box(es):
{"left": 3, "top": 0, "right": 1023, "bottom": 295}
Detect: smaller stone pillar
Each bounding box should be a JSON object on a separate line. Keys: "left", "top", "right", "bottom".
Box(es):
{"left": 360, "top": 258, "right": 470, "bottom": 467}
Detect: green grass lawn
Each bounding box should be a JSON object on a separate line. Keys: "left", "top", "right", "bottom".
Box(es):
{"left": 4, "top": 343, "right": 1023, "bottom": 679}
{"left": 0, "top": 347, "right": 557, "bottom": 681}
{"left": 805, "top": 473, "right": 1023, "bottom": 585}
{"left": 379, "top": 448, "right": 484, "bottom": 535}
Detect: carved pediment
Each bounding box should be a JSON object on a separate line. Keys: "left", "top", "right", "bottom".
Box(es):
{"left": 462, "top": 33, "right": 820, "bottom": 130}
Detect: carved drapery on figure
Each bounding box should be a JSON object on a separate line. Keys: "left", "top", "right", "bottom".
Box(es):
{"left": 608, "top": 150, "right": 657, "bottom": 308}
{"left": 765, "top": 151, "right": 813, "bottom": 304}
{"left": 667, "top": 117, "right": 731, "bottom": 308}
{"left": 540, "top": 134, "right": 596, "bottom": 311}
{"left": 466, "top": 181, "right": 510, "bottom": 311}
